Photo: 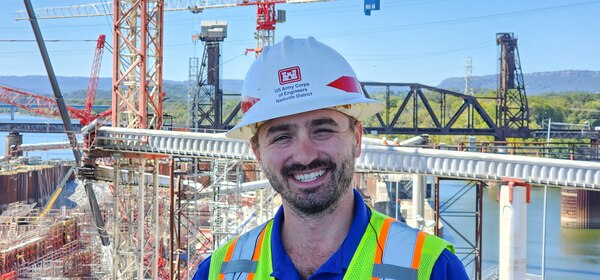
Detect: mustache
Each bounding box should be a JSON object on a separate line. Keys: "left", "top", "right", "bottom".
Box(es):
{"left": 281, "top": 158, "right": 336, "bottom": 176}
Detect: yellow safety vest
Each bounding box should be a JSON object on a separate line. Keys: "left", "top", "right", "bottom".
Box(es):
{"left": 208, "top": 209, "right": 454, "bottom": 280}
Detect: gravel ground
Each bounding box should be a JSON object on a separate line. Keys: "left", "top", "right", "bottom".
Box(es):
{"left": 56, "top": 179, "right": 113, "bottom": 209}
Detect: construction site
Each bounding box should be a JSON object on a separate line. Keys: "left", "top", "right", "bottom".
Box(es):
{"left": 1, "top": 1, "right": 599, "bottom": 280}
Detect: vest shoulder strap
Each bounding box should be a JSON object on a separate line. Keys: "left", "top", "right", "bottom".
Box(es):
{"left": 417, "top": 233, "right": 455, "bottom": 280}
{"left": 351, "top": 209, "right": 454, "bottom": 280}
{"left": 208, "top": 221, "right": 272, "bottom": 280}
{"left": 372, "top": 210, "right": 421, "bottom": 280}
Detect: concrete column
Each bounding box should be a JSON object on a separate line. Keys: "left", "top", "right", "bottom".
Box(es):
{"left": 499, "top": 181, "right": 529, "bottom": 280}
{"left": 412, "top": 174, "right": 426, "bottom": 228}
{"left": 10, "top": 106, "right": 15, "bottom": 120}
{"left": 468, "top": 136, "right": 477, "bottom": 152}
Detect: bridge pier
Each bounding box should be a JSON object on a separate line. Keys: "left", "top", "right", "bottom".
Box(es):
{"left": 498, "top": 180, "right": 530, "bottom": 280}
{"left": 561, "top": 189, "right": 600, "bottom": 229}
{"left": 412, "top": 174, "right": 426, "bottom": 228}
{"left": 10, "top": 106, "right": 15, "bottom": 120}
{"left": 5, "top": 131, "right": 22, "bottom": 157}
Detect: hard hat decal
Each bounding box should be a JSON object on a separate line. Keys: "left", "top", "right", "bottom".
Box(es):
{"left": 274, "top": 82, "right": 312, "bottom": 103}
{"left": 241, "top": 96, "right": 261, "bottom": 113}
{"left": 278, "top": 66, "right": 302, "bottom": 85}
{"left": 326, "top": 76, "right": 361, "bottom": 93}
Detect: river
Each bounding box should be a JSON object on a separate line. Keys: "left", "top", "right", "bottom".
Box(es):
{"left": 1, "top": 113, "right": 599, "bottom": 279}
{"left": 438, "top": 178, "right": 600, "bottom": 279}
{"left": 0, "top": 114, "right": 79, "bottom": 160}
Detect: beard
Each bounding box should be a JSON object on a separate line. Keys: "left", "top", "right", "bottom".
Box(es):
{"left": 262, "top": 147, "right": 356, "bottom": 218}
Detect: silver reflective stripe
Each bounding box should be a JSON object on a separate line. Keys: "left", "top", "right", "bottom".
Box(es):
{"left": 381, "top": 221, "right": 419, "bottom": 272}
{"left": 372, "top": 263, "right": 418, "bottom": 280}
{"left": 221, "top": 259, "right": 258, "bottom": 274}
{"left": 220, "top": 222, "right": 268, "bottom": 280}
{"left": 223, "top": 272, "right": 248, "bottom": 280}
{"left": 231, "top": 223, "right": 267, "bottom": 261}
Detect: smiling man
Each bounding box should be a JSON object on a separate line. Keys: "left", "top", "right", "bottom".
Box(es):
{"left": 193, "top": 36, "right": 468, "bottom": 280}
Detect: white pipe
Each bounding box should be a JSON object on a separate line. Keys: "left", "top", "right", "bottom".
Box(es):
{"left": 499, "top": 183, "right": 528, "bottom": 280}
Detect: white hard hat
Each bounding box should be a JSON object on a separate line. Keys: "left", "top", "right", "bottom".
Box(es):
{"left": 226, "top": 36, "right": 384, "bottom": 140}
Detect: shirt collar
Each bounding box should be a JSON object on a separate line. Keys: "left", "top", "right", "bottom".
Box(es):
{"left": 270, "top": 189, "right": 370, "bottom": 279}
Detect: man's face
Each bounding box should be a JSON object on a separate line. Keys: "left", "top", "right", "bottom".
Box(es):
{"left": 252, "top": 109, "right": 363, "bottom": 217}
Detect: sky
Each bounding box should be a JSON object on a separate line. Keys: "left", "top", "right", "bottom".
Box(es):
{"left": 0, "top": 0, "right": 599, "bottom": 87}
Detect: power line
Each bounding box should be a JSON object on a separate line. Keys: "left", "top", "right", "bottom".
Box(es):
{"left": 295, "top": 0, "right": 600, "bottom": 38}
{"left": 0, "top": 39, "right": 98, "bottom": 42}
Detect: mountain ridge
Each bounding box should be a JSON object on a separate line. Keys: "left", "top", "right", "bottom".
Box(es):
{"left": 437, "top": 70, "right": 600, "bottom": 95}
{"left": 1, "top": 70, "right": 598, "bottom": 99}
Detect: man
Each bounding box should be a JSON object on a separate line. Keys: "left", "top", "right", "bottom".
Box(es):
{"left": 193, "top": 36, "right": 468, "bottom": 280}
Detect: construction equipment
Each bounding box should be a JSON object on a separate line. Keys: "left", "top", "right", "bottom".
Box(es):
{"left": 0, "top": 34, "right": 110, "bottom": 126}
{"left": 15, "top": 0, "right": 332, "bottom": 56}
{"left": 83, "top": 34, "right": 108, "bottom": 125}
{"left": 0, "top": 84, "right": 110, "bottom": 126}
{"left": 22, "top": 1, "right": 110, "bottom": 269}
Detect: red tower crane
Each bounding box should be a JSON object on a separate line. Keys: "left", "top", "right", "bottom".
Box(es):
{"left": 0, "top": 84, "right": 110, "bottom": 125}
{"left": 239, "top": 0, "right": 329, "bottom": 56}
{"left": 82, "top": 34, "right": 107, "bottom": 125}
{"left": 0, "top": 34, "right": 109, "bottom": 126}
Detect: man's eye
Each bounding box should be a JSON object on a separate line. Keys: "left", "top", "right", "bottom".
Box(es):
{"left": 314, "top": 129, "right": 335, "bottom": 138}
{"left": 272, "top": 135, "right": 290, "bottom": 143}
{"left": 315, "top": 128, "right": 334, "bottom": 134}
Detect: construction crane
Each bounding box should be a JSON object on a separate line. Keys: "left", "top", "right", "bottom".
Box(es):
{"left": 83, "top": 34, "right": 107, "bottom": 125}
{"left": 239, "top": 0, "right": 319, "bottom": 56}
{"left": 0, "top": 84, "right": 110, "bottom": 125}
{"left": 15, "top": 0, "right": 332, "bottom": 56}
{"left": 0, "top": 34, "right": 109, "bottom": 126}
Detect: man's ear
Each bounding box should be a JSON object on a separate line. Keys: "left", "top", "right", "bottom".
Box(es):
{"left": 251, "top": 137, "right": 261, "bottom": 162}
{"left": 354, "top": 121, "right": 363, "bottom": 158}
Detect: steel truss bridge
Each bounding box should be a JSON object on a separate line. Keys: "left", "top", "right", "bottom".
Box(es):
{"left": 360, "top": 82, "right": 505, "bottom": 136}
{"left": 185, "top": 81, "right": 599, "bottom": 141}
{"left": 0, "top": 122, "right": 82, "bottom": 133}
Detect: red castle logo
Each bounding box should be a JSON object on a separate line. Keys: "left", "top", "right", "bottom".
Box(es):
{"left": 278, "top": 66, "right": 301, "bottom": 85}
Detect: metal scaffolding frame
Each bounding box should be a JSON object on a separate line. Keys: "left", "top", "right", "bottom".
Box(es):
{"left": 434, "top": 177, "right": 483, "bottom": 280}
{"left": 210, "top": 159, "right": 244, "bottom": 248}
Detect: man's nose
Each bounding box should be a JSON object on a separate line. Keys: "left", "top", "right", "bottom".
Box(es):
{"left": 291, "top": 133, "right": 318, "bottom": 165}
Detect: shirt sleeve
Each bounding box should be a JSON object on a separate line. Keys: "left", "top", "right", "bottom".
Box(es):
{"left": 191, "top": 255, "right": 211, "bottom": 280}
{"left": 430, "top": 249, "right": 469, "bottom": 279}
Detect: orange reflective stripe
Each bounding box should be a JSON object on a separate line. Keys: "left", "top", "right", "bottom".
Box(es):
{"left": 252, "top": 226, "right": 267, "bottom": 260}
{"left": 218, "top": 238, "right": 239, "bottom": 280}
{"left": 247, "top": 226, "right": 267, "bottom": 280}
{"left": 411, "top": 231, "right": 427, "bottom": 269}
{"left": 371, "top": 217, "right": 395, "bottom": 280}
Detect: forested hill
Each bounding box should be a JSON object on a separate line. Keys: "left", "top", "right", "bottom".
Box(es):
{"left": 0, "top": 76, "right": 243, "bottom": 100}
{"left": 437, "top": 70, "right": 600, "bottom": 95}
{"left": 1, "top": 70, "right": 599, "bottom": 98}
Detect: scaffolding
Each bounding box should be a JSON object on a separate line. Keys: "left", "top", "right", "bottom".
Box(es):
{"left": 210, "top": 159, "right": 243, "bottom": 248}
{"left": 434, "top": 178, "right": 483, "bottom": 280}
{"left": 0, "top": 203, "right": 96, "bottom": 279}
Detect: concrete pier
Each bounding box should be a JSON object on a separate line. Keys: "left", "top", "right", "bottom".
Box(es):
{"left": 499, "top": 181, "right": 530, "bottom": 280}
{"left": 412, "top": 174, "right": 426, "bottom": 228}
{"left": 561, "top": 189, "right": 600, "bottom": 229}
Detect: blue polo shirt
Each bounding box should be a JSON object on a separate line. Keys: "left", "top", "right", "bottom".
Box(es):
{"left": 193, "top": 190, "right": 468, "bottom": 279}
